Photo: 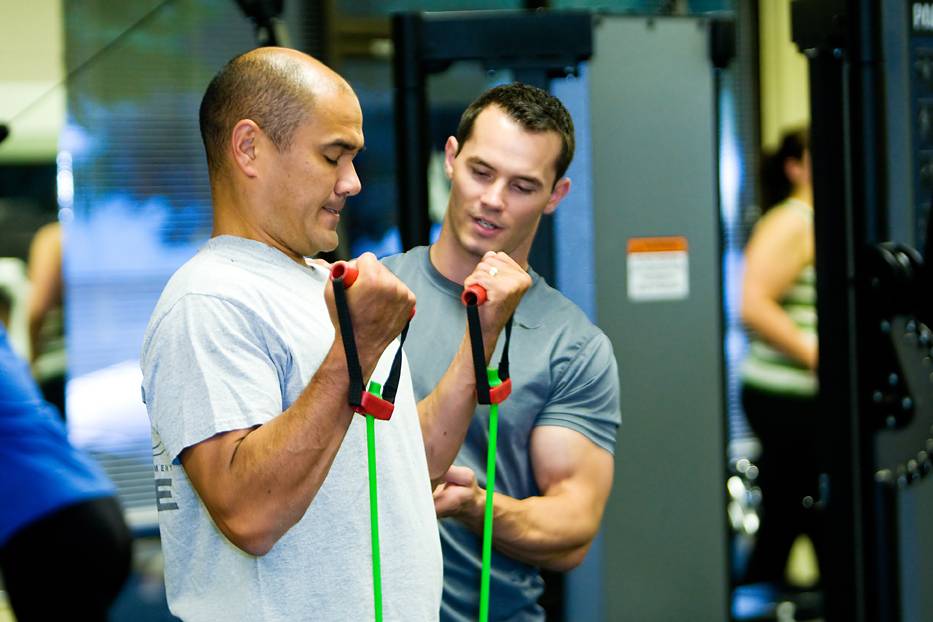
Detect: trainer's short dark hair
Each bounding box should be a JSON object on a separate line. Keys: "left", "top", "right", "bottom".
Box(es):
{"left": 455, "top": 83, "right": 575, "bottom": 185}
{"left": 199, "top": 52, "right": 312, "bottom": 176}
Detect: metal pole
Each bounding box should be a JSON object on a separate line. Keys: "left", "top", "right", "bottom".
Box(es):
{"left": 392, "top": 13, "right": 432, "bottom": 250}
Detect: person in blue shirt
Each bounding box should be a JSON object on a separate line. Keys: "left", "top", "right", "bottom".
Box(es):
{"left": 0, "top": 323, "right": 132, "bottom": 620}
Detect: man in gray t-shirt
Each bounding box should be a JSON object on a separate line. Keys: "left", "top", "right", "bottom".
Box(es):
{"left": 385, "top": 84, "right": 621, "bottom": 620}
{"left": 141, "top": 48, "right": 444, "bottom": 620}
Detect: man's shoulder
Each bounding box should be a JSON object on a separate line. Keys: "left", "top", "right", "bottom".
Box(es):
{"left": 160, "top": 247, "right": 259, "bottom": 305}
{"left": 142, "top": 248, "right": 269, "bottom": 349}
{"left": 380, "top": 246, "right": 426, "bottom": 275}
{"left": 524, "top": 277, "right": 602, "bottom": 338}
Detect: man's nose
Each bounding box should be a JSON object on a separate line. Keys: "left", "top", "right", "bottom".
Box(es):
{"left": 480, "top": 181, "right": 506, "bottom": 210}
{"left": 336, "top": 161, "right": 362, "bottom": 197}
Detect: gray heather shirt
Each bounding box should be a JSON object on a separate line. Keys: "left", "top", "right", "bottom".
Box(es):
{"left": 141, "top": 236, "right": 442, "bottom": 621}
{"left": 383, "top": 246, "right": 620, "bottom": 622}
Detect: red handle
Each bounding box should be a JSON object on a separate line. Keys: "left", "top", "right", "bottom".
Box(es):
{"left": 330, "top": 261, "right": 358, "bottom": 287}
{"left": 332, "top": 261, "right": 415, "bottom": 320}
{"left": 355, "top": 391, "right": 395, "bottom": 421}
{"left": 489, "top": 378, "right": 512, "bottom": 404}
{"left": 461, "top": 284, "right": 487, "bottom": 306}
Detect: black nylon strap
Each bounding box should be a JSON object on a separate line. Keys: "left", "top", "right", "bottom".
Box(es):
{"left": 466, "top": 303, "right": 491, "bottom": 404}
{"left": 465, "top": 302, "right": 514, "bottom": 405}
{"left": 333, "top": 276, "right": 410, "bottom": 408}
{"left": 332, "top": 278, "right": 364, "bottom": 408}
{"left": 380, "top": 322, "right": 409, "bottom": 403}
{"left": 499, "top": 315, "right": 513, "bottom": 381}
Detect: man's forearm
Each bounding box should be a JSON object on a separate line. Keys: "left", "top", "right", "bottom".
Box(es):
{"left": 418, "top": 333, "right": 480, "bottom": 481}
{"left": 419, "top": 312, "right": 514, "bottom": 481}
{"left": 457, "top": 489, "right": 600, "bottom": 572}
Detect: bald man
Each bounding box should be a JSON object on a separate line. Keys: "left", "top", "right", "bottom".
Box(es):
{"left": 141, "top": 48, "right": 441, "bottom": 620}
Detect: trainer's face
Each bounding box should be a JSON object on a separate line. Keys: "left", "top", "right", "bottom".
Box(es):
{"left": 263, "top": 88, "right": 363, "bottom": 258}
{"left": 443, "top": 105, "right": 569, "bottom": 265}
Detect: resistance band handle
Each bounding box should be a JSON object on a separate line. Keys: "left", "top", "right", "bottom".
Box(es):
{"left": 330, "top": 261, "right": 412, "bottom": 421}
{"left": 333, "top": 261, "right": 416, "bottom": 320}
{"left": 331, "top": 261, "right": 359, "bottom": 287}
{"left": 461, "top": 284, "right": 487, "bottom": 306}
{"left": 489, "top": 378, "right": 512, "bottom": 404}
{"left": 462, "top": 283, "right": 513, "bottom": 405}
{"left": 355, "top": 391, "right": 395, "bottom": 420}
{"left": 330, "top": 261, "right": 390, "bottom": 418}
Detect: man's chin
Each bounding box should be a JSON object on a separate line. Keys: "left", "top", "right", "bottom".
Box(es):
{"left": 299, "top": 233, "right": 338, "bottom": 258}
{"left": 463, "top": 237, "right": 502, "bottom": 258}
{"left": 318, "top": 234, "right": 339, "bottom": 254}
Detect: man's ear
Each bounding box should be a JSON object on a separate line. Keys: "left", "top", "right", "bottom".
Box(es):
{"left": 230, "top": 119, "right": 262, "bottom": 178}
{"left": 443, "top": 136, "right": 459, "bottom": 180}
{"left": 543, "top": 177, "right": 571, "bottom": 215}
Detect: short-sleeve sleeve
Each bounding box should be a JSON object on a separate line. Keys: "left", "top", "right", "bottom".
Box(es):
{"left": 141, "top": 294, "right": 286, "bottom": 463}
{"left": 535, "top": 332, "right": 621, "bottom": 455}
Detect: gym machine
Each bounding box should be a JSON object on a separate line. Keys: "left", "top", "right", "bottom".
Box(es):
{"left": 793, "top": 1, "right": 933, "bottom": 620}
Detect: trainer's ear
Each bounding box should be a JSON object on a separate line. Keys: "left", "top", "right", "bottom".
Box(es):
{"left": 543, "top": 177, "right": 571, "bottom": 215}
{"left": 230, "top": 119, "right": 262, "bottom": 178}
{"left": 444, "top": 136, "right": 459, "bottom": 180}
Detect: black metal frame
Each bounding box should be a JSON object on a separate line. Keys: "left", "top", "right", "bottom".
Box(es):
{"left": 792, "top": 1, "right": 887, "bottom": 619}
{"left": 391, "top": 10, "right": 592, "bottom": 283}
{"left": 793, "top": 2, "right": 933, "bottom": 620}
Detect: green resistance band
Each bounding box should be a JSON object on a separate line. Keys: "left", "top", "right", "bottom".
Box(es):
{"left": 329, "top": 261, "right": 412, "bottom": 622}
{"left": 479, "top": 369, "right": 503, "bottom": 622}
{"left": 367, "top": 380, "right": 383, "bottom": 622}
{"left": 461, "top": 283, "right": 513, "bottom": 621}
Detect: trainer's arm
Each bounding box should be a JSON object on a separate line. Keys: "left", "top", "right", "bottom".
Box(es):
{"left": 434, "top": 426, "right": 614, "bottom": 571}
{"left": 418, "top": 251, "right": 530, "bottom": 481}
{"left": 417, "top": 332, "right": 483, "bottom": 482}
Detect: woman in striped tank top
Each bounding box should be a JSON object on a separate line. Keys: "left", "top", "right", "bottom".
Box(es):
{"left": 739, "top": 129, "right": 827, "bottom": 589}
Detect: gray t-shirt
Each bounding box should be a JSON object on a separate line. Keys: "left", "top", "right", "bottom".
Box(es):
{"left": 141, "top": 236, "right": 442, "bottom": 621}
{"left": 383, "top": 246, "right": 620, "bottom": 622}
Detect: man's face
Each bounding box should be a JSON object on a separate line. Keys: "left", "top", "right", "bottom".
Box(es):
{"left": 260, "top": 88, "right": 363, "bottom": 258}
{"left": 443, "top": 105, "right": 568, "bottom": 264}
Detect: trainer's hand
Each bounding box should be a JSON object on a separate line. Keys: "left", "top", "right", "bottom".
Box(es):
{"left": 433, "top": 465, "right": 483, "bottom": 521}
{"left": 463, "top": 251, "right": 531, "bottom": 358}
{"left": 325, "top": 252, "right": 416, "bottom": 379}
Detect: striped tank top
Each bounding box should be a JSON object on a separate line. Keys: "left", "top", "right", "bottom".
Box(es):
{"left": 740, "top": 199, "right": 817, "bottom": 396}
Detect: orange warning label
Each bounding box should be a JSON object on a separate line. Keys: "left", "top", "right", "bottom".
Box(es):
{"left": 626, "top": 236, "right": 690, "bottom": 302}
{"left": 626, "top": 236, "right": 689, "bottom": 253}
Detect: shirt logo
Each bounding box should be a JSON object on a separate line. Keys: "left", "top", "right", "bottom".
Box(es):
{"left": 153, "top": 439, "right": 179, "bottom": 511}
{"left": 155, "top": 477, "right": 179, "bottom": 511}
